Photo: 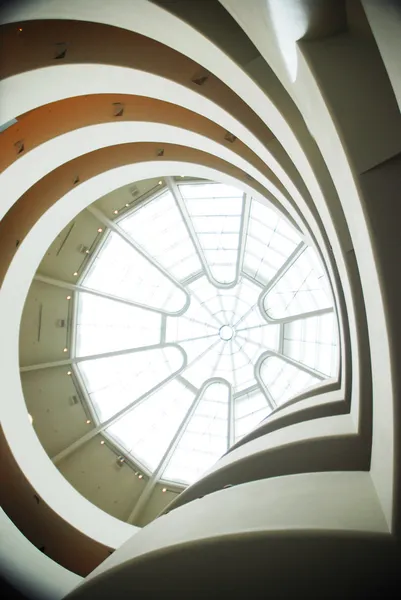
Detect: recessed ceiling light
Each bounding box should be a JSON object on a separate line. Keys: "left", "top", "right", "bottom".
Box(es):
{"left": 67, "top": 371, "right": 72, "bottom": 376}
{"left": 18, "top": 27, "right": 23, "bottom": 32}
{"left": 113, "top": 210, "right": 118, "bottom": 215}
{"left": 66, "top": 295, "right": 71, "bottom": 300}
{"left": 100, "top": 440, "right": 105, "bottom": 445}
{"left": 63, "top": 348, "right": 68, "bottom": 353}
{"left": 125, "top": 203, "right": 129, "bottom": 207}
{"left": 86, "top": 419, "right": 91, "bottom": 424}
{"left": 98, "top": 227, "right": 103, "bottom": 233}
{"left": 73, "top": 272, "right": 78, "bottom": 276}
{"left": 158, "top": 180, "right": 163, "bottom": 185}
{"left": 138, "top": 474, "right": 143, "bottom": 479}
{"left": 162, "top": 488, "right": 167, "bottom": 493}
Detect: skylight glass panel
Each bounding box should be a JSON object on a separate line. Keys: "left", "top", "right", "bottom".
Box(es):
{"left": 75, "top": 294, "right": 161, "bottom": 356}
{"left": 179, "top": 183, "right": 244, "bottom": 285}
{"left": 162, "top": 382, "right": 230, "bottom": 485}
{"left": 230, "top": 340, "right": 257, "bottom": 393}
{"left": 118, "top": 191, "right": 202, "bottom": 281}
{"left": 77, "top": 346, "right": 184, "bottom": 422}
{"left": 179, "top": 183, "right": 244, "bottom": 199}
{"left": 178, "top": 339, "right": 224, "bottom": 388}
{"left": 106, "top": 379, "right": 194, "bottom": 472}
{"left": 72, "top": 179, "right": 339, "bottom": 491}
{"left": 82, "top": 233, "right": 187, "bottom": 313}
{"left": 234, "top": 388, "right": 272, "bottom": 443}
{"left": 243, "top": 200, "right": 301, "bottom": 285}
{"left": 263, "top": 247, "right": 332, "bottom": 320}
{"left": 283, "top": 312, "right": 338, "bottom": 377}
{"left": 259, "top": 355, "right": 321, "bottom": 407}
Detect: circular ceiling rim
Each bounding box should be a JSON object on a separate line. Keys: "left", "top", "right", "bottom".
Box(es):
{"left": 4, "top": 159, "right": 316, "bottom": 550}
{"left": 0, "top": 3, "right": 355, "bottom": 299}
{"left": 0, "top": 7, "right": 362, "bottom": 406}
{"left": 0, "top": 0, "right": 362, "bottom": 552}
{"left": 0, "top": 95, "right": 348, "bottom": 359}
{"left": 0, "top": 120, "right": 294, "bottom": 227}
{"left": 0, "top": 64, "right": 303, "bottom": 231}
{"left": 0, "top": 64, "right": 354, "bottom": 377}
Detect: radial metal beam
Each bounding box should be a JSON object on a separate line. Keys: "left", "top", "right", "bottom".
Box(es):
{"left": 87, "top": 205, "right": 190, "bottom": 311}
{"left": 278, "top": 323, "right": 285, "bottom": 354}
{"left": 236, "top": 322, "right": 274, "bottom": 333}
{"left": 267, "top": 307, "right": 334, "bottom": 325}
{"left": 175, "top": 333, "right": 220, "bottom": 344}
{"left": 233, "top": 383, "right": 260, "bottom": 399}
{"left": 34, "top": 273, "right": 179, "bottom": 316}
{"left": 210, "top": 340, "right": 224, "bottom": 378}
{"left": 274, "top": 352, "right": 327, "bottom": 380}
{"left": 160, "top": 315, "right": 167, "bottom": 344}
{"left": 230, "top": 196, "right": 251, "bottom": 324}
{"left": 227, "top": 381, "right": 235, "bottom": 449}
{"left": 240, "top": 271, "right": 264, "bottom": 289}
{"left": 176, "top": 376, "right": 198, "bottom": 395}
{"left": 254, "top": 349, "right": 327, "bottom": 412}
{"left": 166, "top": 177, "right": 212, "bottom": 279}
{"left": 236, "top": 194, "right": 251, "bottom": 276}
{"left": 180, "top": 270, "right": 203, "bottom": 286}
{"left": 51, "top": 355, "right": 188, "bottom": 465}
{"left": 229, "top": 338, "right": 237, "bottom": 396}
{"left": 190, "top": 289, "right": 224, "bottom": 327}
{"left": 258, "top": 241, "right": 306, "bottom": 314}
{"left": 166, "top": 177, "right": 240, "bottom": 291}
{"left": 127, "top": 378, "right": 230, "bottom": 524}
{"left": 20, "top": 342, "right": 183, "bottom": 372}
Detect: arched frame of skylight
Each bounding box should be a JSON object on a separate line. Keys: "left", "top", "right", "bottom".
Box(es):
{"left": 71, "top": 176, "right": 341, "bottom": 488}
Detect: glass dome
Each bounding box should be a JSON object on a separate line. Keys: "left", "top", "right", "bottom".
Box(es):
{"left": 72, "top": 179, "right": 339, "bottom": 487}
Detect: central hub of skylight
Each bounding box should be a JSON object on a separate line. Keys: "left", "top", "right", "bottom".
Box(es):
{"left": 219, "top": 325, "right": 234, "bottom": 341}
{"left": 73, "top": 179, "right": 338, "bottom": 488}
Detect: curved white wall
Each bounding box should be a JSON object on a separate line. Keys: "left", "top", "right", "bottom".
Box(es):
{"left": 1, "top": 0, "right": 398, "bottom": 597}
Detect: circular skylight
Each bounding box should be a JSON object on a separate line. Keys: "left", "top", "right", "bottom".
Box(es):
{"left": 73, "top": 179, "right": 338, "bottom": 486}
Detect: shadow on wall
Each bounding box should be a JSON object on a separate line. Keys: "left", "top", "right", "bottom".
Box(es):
{"left": 65, "top": 532, "right": 401, "bottom": 600}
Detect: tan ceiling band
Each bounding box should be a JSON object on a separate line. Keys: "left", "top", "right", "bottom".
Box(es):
{"left": 0, "top": 19, "right": 275, "bottom": 151}
{"left": 0, "top": 94, "right": 280, "bottom": 193}
{"left": 0, "top": 141, "right": 268, "bottom": 285}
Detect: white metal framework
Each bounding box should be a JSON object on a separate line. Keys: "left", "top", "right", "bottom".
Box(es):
{"left": 66, "top": 178, "right": 339, "bottom": 488}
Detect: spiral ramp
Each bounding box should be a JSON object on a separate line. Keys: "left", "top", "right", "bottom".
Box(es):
{"left": 0, "top": 0, "right": 400, "bottom": 598}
